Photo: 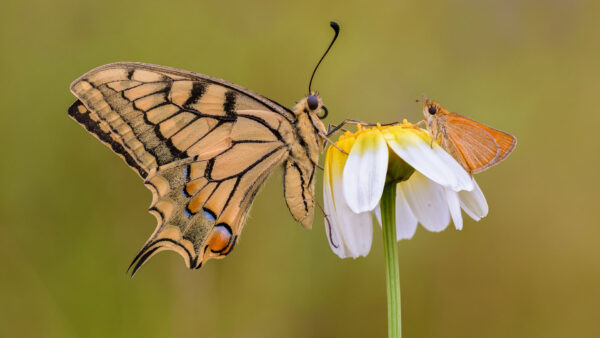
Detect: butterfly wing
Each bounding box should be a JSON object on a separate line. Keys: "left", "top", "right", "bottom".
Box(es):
{"left": 438, "top": 113, "right": 516, "bottom": 174}
{"left": 283, "top": 159, "right": 316, "bottom": 229}
{"left": 68, "top": 100, "right": 149, "bottom": 177}
{"left": 136, "top": 140, "right": 288, "bottom": 273}
{"left": 69, "top": 62, "right": 296, "bottom": 272}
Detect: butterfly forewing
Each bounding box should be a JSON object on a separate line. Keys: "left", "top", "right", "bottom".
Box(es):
{"left": 69, "top": 62, "right": 319, "bottom": 273}
{"left": 441, "top": 113, "right": 515, "bottom": 174}
{"left": 68, "top": 100, "right": 149, "bottom": 178}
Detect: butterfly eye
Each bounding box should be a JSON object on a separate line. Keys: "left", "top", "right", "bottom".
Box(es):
{"left": 428, "top": 105, "right": 438, "bottom": 115}
{"left": 318, "top": 105, "right": 328, "bottom": 119}
{"left": 307, "top": 95, "right": 319, "bottom": 110}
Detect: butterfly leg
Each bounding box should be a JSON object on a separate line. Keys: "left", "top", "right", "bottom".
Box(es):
{"left": 319, "top": 131, "right": 348, "bottom": 155}
{"left": 326, "top": 119, "right": 369, "bottom": 137}
{"left": 315, "top": 199, "right": 340, "bottom": 249}
{"left": 327, "top": 123, "right": 350, "bottom": 133}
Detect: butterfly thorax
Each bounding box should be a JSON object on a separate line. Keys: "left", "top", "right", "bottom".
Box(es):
{"left": 422, "top": 101, "right": 448, "bottom": 143}
{"left": 278, "top": 95, "right": 328, "bottom": 230}
{"left": 290, "top": 95, "right": 327, "bottom": 166}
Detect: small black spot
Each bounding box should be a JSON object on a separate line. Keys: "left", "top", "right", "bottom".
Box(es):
{"left": 205, "top": 158, "right": 215, "bottom": 179}
{"left": 428, "top": 105, "right": 437, "bottom": 115}
{"left": 184, "top": 82, "right": 205, "bottom": 108}
{"left": 223, "top": 91, "right": 237, "bottom": 117}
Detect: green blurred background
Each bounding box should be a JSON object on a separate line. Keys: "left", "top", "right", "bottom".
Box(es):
{"left": 1, "top": 0, "right": 599, "bottom": 337}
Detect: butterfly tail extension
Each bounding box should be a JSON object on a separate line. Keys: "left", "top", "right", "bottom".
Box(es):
{"left": 129, "top": 158, "right": 217, "bottom": 275}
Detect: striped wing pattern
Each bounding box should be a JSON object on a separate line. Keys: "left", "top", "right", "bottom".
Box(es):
{"left": 69, "top": 63, "right": 298, "bottom": 272}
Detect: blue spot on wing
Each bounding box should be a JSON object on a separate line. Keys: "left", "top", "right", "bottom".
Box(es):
{"left": 182, "top": 166, "right": 191, "bottom": 198}
{"left": 184, "top": 208, "right": 192, "bottom": 218}
{"left": 204, "top": 210, "right": 216, "bottom": 221}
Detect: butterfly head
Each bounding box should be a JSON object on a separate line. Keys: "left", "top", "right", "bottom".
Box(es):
{"left": 293, "top": 92, "right": 328, "bottom": 138}
{"left": 297, "top": 92, "right": 328, "bottom": 119}
{"left": 417, "top": 96, "right": 445, "bottom": 126}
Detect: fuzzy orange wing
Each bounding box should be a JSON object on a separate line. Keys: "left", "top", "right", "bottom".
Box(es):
{"left": 439, "top": 113, "right": 516, "bottom": 174}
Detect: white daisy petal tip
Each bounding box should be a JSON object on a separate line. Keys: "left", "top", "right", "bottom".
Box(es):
{"left": 458, "top": 178, "right": 488, "bottom": 221}
{"left": 430, "top": 144, "right": 474, "bottom": 192}
{"left": 445, "top": 188, "right": 463, "bottom": 230}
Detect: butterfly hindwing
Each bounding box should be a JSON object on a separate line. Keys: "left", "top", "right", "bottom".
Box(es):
{"left": 130, "top": 142, "right": 288, "bottom": 273}
{"left": 283, "top": 158, "right": 316, "bottom": 229}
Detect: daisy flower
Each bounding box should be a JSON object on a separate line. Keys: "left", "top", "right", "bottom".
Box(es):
{"left": 323, "top": 121, "right": 488, "bottom": 258}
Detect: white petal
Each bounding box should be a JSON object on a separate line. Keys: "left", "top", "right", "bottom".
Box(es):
{"left": 429, "top": 143, "right": 473, "bottom": 191}
{"left": 386, "top": 130, "right": 472, "bottom": 191}
{"left": 444, "top": 188, "right": 463, "bottom": 230}
{"left": 323, "top": 165, "right": 347, "bottom": 258}
{"left": 343, "top": 130, "right": 388, "bottom": 213}
{"left": 323, "top": 147, "right": 373, "bottom": 258}
{"left": 395, "top": 183, "right": 418, "bottom": 240}
{"left": 402, "top": 171, "right": 450, "bottom": 232}
{"left": 458, "top": 178, "right": 488, "bottom": 221}
{"left": 333, "top": 176, "right": 374, "bottom": 258}
{"left": 374, "top": 203, "right": 382, "bottom": 227}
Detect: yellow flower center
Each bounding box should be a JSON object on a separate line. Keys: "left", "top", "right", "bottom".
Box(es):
{"left": 330, "top": 120, "right": 431, "bottom": 184}
{"left": 335, "top": 120, "right": 432, "bottom": 150}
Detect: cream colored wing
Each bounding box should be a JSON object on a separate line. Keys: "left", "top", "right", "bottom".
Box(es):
{"left": 69, "top": 62, "right": 296, "bottom": 178}
{"left": 132, "top": 141, "right": 288, "bottom": 273}
{"left": 69, "top": 63, "right": 297, "bottom": 272}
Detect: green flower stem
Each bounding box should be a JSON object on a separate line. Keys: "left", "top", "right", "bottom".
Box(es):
{"left": 381, "top": 182, "right": 401, "bottom": 338}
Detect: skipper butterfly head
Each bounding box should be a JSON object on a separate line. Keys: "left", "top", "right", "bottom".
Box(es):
{"left": 416, "top": 96, "right": 445, "bottom": 129}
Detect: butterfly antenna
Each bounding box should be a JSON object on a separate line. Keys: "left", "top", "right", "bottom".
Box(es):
{"left": 308, "top": 21, "right": 340, "bottom": 94}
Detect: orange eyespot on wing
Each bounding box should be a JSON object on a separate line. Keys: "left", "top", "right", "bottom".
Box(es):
{"left": 440, "top": 113, "right": 516, "bottom": 174}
